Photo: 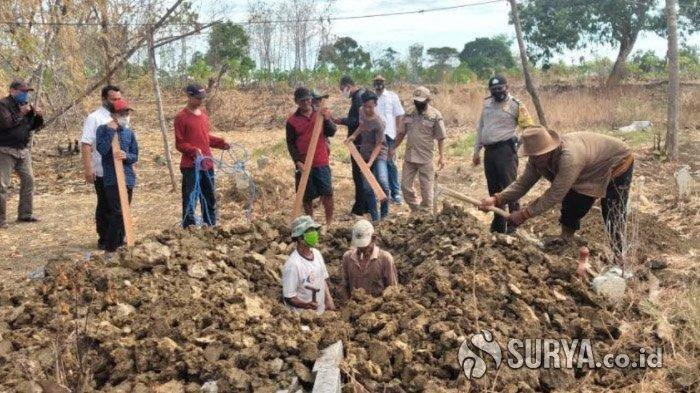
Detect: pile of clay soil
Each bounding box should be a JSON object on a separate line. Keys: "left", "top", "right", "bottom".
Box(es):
{"left": 0, "top": 205, "right": 662, "bottom": 392}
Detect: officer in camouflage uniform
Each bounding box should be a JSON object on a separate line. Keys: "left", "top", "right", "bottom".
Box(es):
{"left": 392, "top": 86, "right": 446, "bottom": 212}
{"left": 472, "top": 75, "right": 535, "bottom": 233}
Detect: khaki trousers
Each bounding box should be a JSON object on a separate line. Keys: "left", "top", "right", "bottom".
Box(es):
{"left": 0, "top": 147, "right": 34, "bottom": 225}
{"left": 401, "top": 160, "right": 434, "bottom": 211}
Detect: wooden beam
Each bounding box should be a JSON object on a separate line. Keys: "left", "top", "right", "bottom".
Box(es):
{"left": 439, "top": 186, "right": 510, "bottom": 218}
{"left": 112, "top": 133, "right": 135, "bottom": 247}
{"left": 346, "top": 142, "right": 387, "bottom": 202}
{"left": 292, "top": 100, "right": 326, "bottom": 219}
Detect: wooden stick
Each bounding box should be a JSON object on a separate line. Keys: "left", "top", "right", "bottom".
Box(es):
{"left": 439, "top": 186, "right": 511, "bottom": 218}
{"left": 112, "top": 133, "right": 135, "bottom": 247}
{"left": 148, "top": 29, "right": 178, "bottom": 191}
{"left": 346, "top": 142, "right": 388, "bottom": 202}
{"left": 292, "top": 99, "right": 326, "bottom": 219}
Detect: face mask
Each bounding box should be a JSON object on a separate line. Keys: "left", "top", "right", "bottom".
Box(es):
{"left": 13, "top": 91, "right": 29, "bottom": 105}
{"left": 491, "top": 90, "right": 508, "bottom": 102}
{"left": 374, "top": 82, "right": 384, "bottom": 92}
{"left": 341, "top": 86, "right": 351, "bottom": 99}
{"left": 414, "top": 100, "right": 427, "bottom": 112}
{"left": 117, "top": 116, "right": 130, "bottom": 128}
{"left": 303, "top": 230, "right": 319, "bottom": 247}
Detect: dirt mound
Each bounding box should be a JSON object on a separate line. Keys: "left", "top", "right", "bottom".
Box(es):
{"left": 0, "top": 206, "right": 662, "bottom": 392}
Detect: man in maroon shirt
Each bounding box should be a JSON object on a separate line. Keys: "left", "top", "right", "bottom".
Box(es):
{"left": 174, "top": 84, "right": 230, "bottom": 227}
{"left": 286, "top": 87, "right": 336, "bottom": 225}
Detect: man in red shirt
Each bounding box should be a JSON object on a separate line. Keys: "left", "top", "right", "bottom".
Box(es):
{"left": 286, "top": 87, "right": 336, "bottom": 225}
{"left": 174, "top": 84, "right": 230, "bottom": 227}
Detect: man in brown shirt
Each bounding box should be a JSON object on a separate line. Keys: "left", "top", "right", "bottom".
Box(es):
{"left": 480, "top": 127, "right": 634, "bottom": 256}
{"left": 393, "top": 86, "right": 446, "bottom": 212}
{"left": 341, "top": 219, "right": 398, "bottom": 298}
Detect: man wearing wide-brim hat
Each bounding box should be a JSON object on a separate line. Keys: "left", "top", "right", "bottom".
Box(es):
{"left": 480, "top": 127, "right": 634, "bottom": 257}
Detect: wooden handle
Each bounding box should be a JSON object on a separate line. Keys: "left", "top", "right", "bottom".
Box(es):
{"left": 292, "top": 99, "right": 326, "bottom": 219}
{"left": 439, "top": 186, "right": 511, "bottom": 219}
{"left": 346, "top": 141, "right": 388, "bottom": 202}
{"left": 112, "top": 132, "right": 135, "bottom": 247}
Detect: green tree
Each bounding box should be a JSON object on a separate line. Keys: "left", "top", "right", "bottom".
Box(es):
{"left": 408, "top": 43, "right": 424, "bottom": 81}
{"left": 459, "top": 36, "right": 516, "bottom": 78}
{"left": 205, "top": 21, "right": 255, "bottom": 82}
{"left": 426, "top": 47, "right": 459, "bottom": 67}
{"left": 317, "top": 36, "right": 371, "bottom": 71}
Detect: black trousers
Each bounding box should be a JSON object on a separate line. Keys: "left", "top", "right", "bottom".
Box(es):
{"left": 181, "top": 168, "right": 217, "bottom": 228}
{"left": 560, "top": 163, "right": 634, "bottom": 251}
{"left": 94, "top": 177, "right": 111, "bottom": 247}
{"left": 484, "top": 138, "right": 520, "bottom": 233}
{"left": 350, "top": 156, "right": 367, "bottom": 215}
{"left": 104, "top": 185, "right": 133, "bottom": 252}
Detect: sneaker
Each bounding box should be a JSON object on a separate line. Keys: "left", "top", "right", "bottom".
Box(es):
{"left": 391, "top": 196, "right": 403, "bottom": 205}
{"left": 17, "top": 216, "right": 39, "bottom": 223}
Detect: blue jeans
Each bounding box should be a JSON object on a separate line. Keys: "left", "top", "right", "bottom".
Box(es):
{"left": 362, "top": 159, "right": 390, "bottom": 221}
{"left": 386, "top": 136, "right": 401, "bottom": 200}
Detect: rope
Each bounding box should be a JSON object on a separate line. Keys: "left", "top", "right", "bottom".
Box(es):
{"left": 182, "top": 144, "right": 256, "bottom": 226}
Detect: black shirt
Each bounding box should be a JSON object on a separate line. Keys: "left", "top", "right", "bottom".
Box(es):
{"left": 339, "top": 88, "right": 365, "bottom": 141}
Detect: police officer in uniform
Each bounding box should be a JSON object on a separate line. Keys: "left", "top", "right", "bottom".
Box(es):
{"left": 472, "top": 75, "right": 535, "bottom": 233}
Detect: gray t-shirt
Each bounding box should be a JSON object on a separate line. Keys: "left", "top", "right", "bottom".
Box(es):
{"left": 358, "top": 115, "right": 387, "bottom": 162}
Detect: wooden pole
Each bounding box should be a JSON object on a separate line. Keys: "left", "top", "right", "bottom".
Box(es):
{"left": 345, "top": 142, "right": 388, "bottom": 202}
{"left": 508, "top": 0, "right": 548, "bottom": 127}
{"left": 665, "top": 0, "right": 679, "bottom": 161}
{"left": 439, "top": 186, "right": 511, "bottom": 218}
{"left": 148, "top": 28, "right": 178, "bottom": 191}
{"left": 112, "top": 133, "right": 135, "bottom": 247}
{"left": 292, "top": 99, "right": 326, "bottom": 219}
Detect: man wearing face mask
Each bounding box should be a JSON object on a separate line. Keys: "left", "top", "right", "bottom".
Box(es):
{"left": 473, "top": 76, "right": 535, "bottom": 234}
{"left": 333, "top": 76, "right": 367, "bottom": 218}
{"left": 95, "top": 99, "right": 139, "bottom": 253}
{"left": 393, "top": 86, "right": 446, "bottom": 213}
{"left": 373, "top": 75, "right": 405, "bottom": 204}
{"left": 0, "top": 80, "right": 44, "bottom": 229}
{"left": 80, "top": 85, "right": 122, "bottom": 249}
{"left": 282, "top": 215, "right": 335, "bottom": 313}
{"left": 341, "top": 219, "right": 398, "bottom": 300}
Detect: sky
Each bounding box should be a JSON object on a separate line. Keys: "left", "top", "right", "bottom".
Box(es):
{"left": 202, "top": 0, "right": 699, "bottom": 65}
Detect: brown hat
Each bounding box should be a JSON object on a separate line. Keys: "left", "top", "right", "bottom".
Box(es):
{"left": 412, "top": 86, "right": 431, "bottom": 102}
{"left": 373, "top": 74, "right": 385, "bottom": 82}
{"left": 518, "top": 127, "right": 561, "bottom": 156}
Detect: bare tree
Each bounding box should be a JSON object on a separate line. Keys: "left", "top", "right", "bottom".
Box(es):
{"left": 665, "top": 0, "right": 679, "bottom": 160}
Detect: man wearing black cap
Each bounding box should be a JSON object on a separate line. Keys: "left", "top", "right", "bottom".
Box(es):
{"left": 0, "top": 80, "right": 44, "bottom": 228}
{"left": 333, "top": 76, "right": 366, "bottom": 218}
{"left": 286, "top": 87, "right": 336, "bottom": 224}
{"left": 472, "top": 75, "right": 534, "bottom": 234}
{"left": 174, "top": 84, "right": 231, "bottom": 228}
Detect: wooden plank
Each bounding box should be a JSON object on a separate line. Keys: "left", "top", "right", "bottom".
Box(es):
{"left": 291, "top": 99, "right": 326, "bottom": 219}
{"left": 112, "top": 132, "right": 135, "bottom": 247}
{"left": 345, "top": 142, "right": 388, "bottom": 202}
{"left": 439, "top": 186, "right": 510, "bottom": 218}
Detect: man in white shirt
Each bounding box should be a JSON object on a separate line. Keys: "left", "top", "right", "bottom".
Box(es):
{"left": 80, "top": 85, "right": 122, "bottom": 249}
{"left": 373, "top": 75, "right": 405, "bottom": 204}
{"left": 282, "top": 215, "right": 335, "bottom": 313}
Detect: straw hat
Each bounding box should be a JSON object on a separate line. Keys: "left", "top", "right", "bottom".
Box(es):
{"left": 518, "top": 126, "right": 561, "bottom": 156}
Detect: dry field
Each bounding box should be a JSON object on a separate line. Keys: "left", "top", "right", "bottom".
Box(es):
{"left": 0, "top": 83, "right": 697, "bottom": 391}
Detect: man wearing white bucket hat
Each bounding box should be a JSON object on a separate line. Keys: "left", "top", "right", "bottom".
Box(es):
{"left": 340, "top": 219, "right": 398, "bottom": 299}
{"left": 480, "top": 127, "right": 634, "bottom": 256}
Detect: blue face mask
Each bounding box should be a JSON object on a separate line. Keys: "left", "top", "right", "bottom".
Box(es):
{"left": 13, "top": 91, "right": 29, "bottom": 105}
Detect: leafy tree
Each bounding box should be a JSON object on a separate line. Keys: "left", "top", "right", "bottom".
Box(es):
{"left": 317, "top": 36, "right": 371, "bottom": 71}
{"left": 426, "top": 47, "right": 459, "bottom": 67}
{"left": 459, "top": 36, "right": 516, "bottom": 78}
{"left": 630, "top": 50, "right": 666, "bottom": 74}
{"left": 407, "top": 43, "right": 424, "bottom": 81}
{"left": 205, "top": 21, "right": 255, "bottom": 82}
{"left": 518, "top": 0, "right": 699, "bottom": 86}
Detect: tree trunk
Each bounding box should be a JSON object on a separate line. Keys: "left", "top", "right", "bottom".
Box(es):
{"left": 665, "top": 0, "right": 679, "bottom": 160}
{"left": 148, "top": 28, "right": 178, "bottom": 192}
{"left": 607, "top": 34, "right": 637, "bottom": 87}
{"left": 508, "top": 0, "right": 547, "bottom": 127}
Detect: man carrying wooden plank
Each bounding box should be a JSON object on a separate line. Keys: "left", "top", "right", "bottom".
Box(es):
{"left": 472, "top": 75, "right": 535, "bottom": 234}
{"left": 80, "top": 85, "right": 123, "bottom": 249}
{"left": 392, "top": 86, "right": 446, "bottom": 213}
{"left": 95, "top": 99, "right": 138, "bottom": 253}
{"left": 480, "top": 127, "right": 634, "bottom": 259}
{"left": 174, "top": 84, "right": 231, "bottom": 228}
{"left": 286, "top": 87, "right": 336, "bottom": 225}
{"left": 341, "top": 219, "right": 398, "bottom": 300}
